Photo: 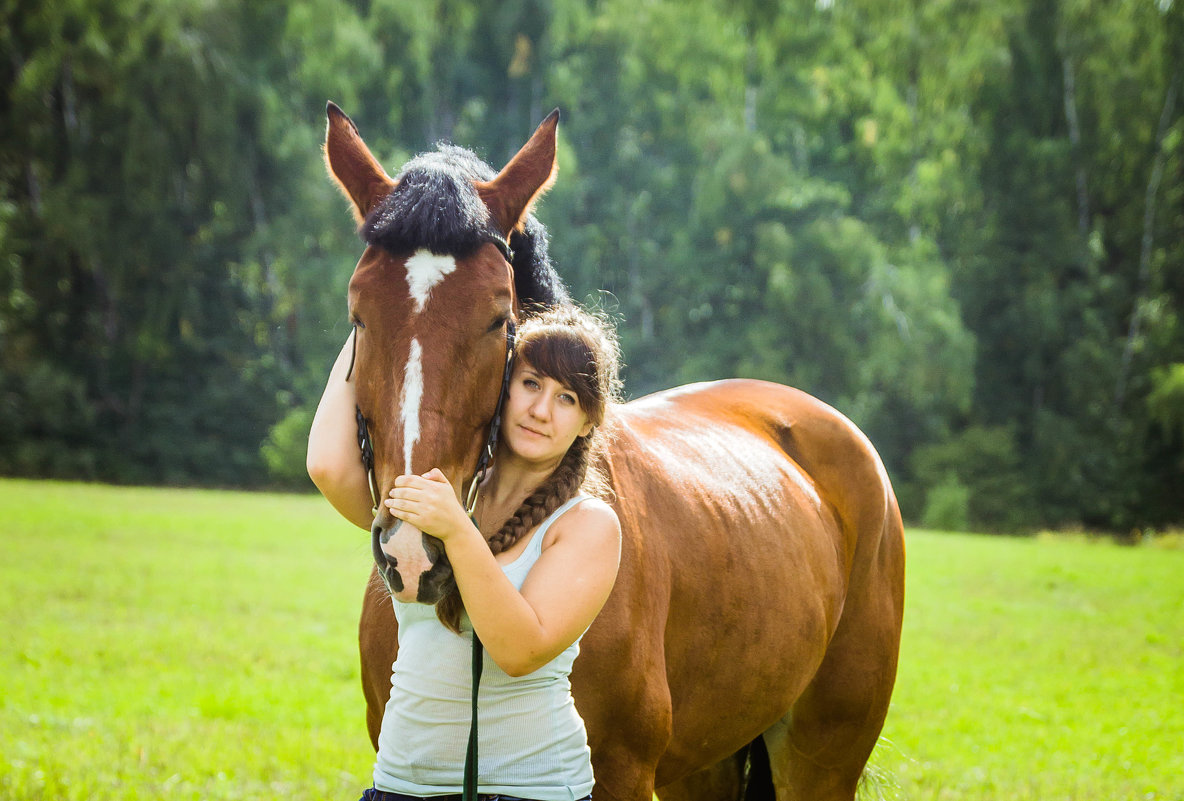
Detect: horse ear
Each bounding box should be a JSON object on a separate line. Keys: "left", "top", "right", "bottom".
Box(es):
{"left": 477, "top": 109, "right": 560, "bottom": 235}
{"left": 324, "top": 101, "right": 396, "bottom": 223}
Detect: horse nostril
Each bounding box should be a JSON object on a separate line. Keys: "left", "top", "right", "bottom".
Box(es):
{"left": 371, "top": 531, "right": 404, "bottom": 594}
{"left": 371, "top": 521, "right": 390, "bottom": 545}
{"left": 372, "top": 524, "right": 398, "bottom": 574}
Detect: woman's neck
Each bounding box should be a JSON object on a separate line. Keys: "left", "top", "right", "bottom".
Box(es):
{"left": 482, "top": 446, "right": 563, "bottom": 511}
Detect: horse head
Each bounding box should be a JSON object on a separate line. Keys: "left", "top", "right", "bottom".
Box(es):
{"left": 324, "top": 102, "right": 565, "bottom": 605}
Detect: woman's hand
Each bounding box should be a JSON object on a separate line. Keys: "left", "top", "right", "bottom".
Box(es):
{"left": 384, "top": 468, "right": 473, "bottom": 542}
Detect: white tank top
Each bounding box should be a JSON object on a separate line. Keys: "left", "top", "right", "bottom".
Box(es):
{"left": 373, "top": 494, "right": 595, "bottom": 801}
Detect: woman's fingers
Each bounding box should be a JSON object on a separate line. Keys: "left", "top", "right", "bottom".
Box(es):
{"left": 386, "top": 469, "right": 465, "bottom": 536}
{"left": 394, "top": 469, "right": 449, "bottom": 486}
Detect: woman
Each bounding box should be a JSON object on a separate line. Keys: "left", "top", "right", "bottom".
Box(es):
{"left": 307, "top": 305, "right": 623, "bottom": 801}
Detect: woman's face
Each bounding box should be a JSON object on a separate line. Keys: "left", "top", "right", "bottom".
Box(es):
{"left": 501, "top": 359, "right": 593, "bottom": 464}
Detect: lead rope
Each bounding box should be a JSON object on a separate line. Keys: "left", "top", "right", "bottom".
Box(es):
{"left": 354, "top": 318, "right": 515, "bottom": 801}
{"left": 463, "top": 533, "right": 485, "bottom": 801}
{"left": 461, "top": 318, "right": 515, "bottom": 801}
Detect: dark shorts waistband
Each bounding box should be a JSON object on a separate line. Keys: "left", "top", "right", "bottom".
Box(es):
{"left": 360, "top": 790, "right": 590, "bottom": 801}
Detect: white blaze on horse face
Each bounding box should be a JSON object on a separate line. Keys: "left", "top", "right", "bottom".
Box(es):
{"left": 384, "top": 336, "right": 433, "bottom": 603}
{"left": 401, "top": 248, "right": 455, "bottom": 472}
{"left": 405, "top": 250, "right": 457, "bottom": 313}
{"left": 386, "top": 249, "right": 457, "bottom": 602}
{"left": 401, "top": 338, "right": 424, "bottom": 473}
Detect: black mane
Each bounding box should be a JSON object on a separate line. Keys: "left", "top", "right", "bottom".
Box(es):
{"left": 361, "top": 144, "right": 569, "bottom": 308}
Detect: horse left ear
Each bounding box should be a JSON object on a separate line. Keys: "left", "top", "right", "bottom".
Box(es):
{"left": 477, "top": 109, "right": 560, "bottom": 235}
{"left": 324, "top": 101, "right": 396, "bottom": 223}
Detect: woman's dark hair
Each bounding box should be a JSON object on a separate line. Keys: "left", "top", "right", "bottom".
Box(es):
{"left": 436, "top": 304, "right": 621, "bottom": 632}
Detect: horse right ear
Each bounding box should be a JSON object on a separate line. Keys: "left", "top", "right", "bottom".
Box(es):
{"left": 324, "top": 102, "right": 396, "bottom": 223}
{"left": 476, "top": 109, "right": 560, "bottom": 235}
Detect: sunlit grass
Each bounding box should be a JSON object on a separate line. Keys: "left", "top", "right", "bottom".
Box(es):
{"left": 2, "top": 481, "right": 1181, "bottom": 800}
{"left": 1, "top": 479, "right": 376, "bottom": 800}
{"left": 870, "top": 529, "right": 1184, "bottom": 800}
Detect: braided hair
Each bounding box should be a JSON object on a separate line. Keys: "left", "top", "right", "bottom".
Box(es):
{"left": 436, "top": 305, "right": 621, "bottom": 632}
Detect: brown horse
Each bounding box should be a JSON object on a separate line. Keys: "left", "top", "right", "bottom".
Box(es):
{"left": 323, "top": 103, "right": 905, "bottom": 801}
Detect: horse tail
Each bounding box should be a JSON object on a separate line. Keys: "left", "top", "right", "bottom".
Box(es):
{"left": 742, "top": 736, "right": 775, "bottom": 801}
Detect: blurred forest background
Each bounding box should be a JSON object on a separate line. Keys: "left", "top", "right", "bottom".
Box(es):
{"left": 1, "top": 0, "right": 1181, "bottom": 533}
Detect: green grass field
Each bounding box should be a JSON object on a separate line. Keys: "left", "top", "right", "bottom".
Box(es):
{"left": 2, "top": 479, "right": 1181, "bottom": 800}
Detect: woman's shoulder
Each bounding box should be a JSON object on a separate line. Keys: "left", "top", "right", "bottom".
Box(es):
{"left": 543, "top": 495, "right": 620, "bottom": 548}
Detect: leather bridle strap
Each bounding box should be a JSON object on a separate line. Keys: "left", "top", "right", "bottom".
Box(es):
{"left": 352, "top": 316, "right": 514, "bottom": 516}
{"left": 356, "top": 405, "right": 381, "bottom": 514}
{"left": 486, "top": 231, "right": 515, "bottom": 264}
{"left": 464, "top": 319, "right": 517, "bottom": 515}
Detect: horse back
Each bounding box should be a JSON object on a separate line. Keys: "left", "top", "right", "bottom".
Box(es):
{"left": 609, "top": 377, "right": 896, "bottom": 572}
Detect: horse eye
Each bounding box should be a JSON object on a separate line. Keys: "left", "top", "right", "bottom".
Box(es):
{"left": 351, "top": 316, "right": 365, "bottom": 329}
{"left": 487, "top": 316, "right": 507, "bottom": 333}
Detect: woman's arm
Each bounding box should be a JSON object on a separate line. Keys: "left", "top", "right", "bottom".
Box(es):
{"left": 306, "top": 331, "right": 375, "bottom": 530}
{"left": 386, "top": 471, "right": 621, "bottom": 676}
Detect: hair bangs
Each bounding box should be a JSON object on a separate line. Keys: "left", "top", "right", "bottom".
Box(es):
{"left": 519, "top": 330, "right": 601, "bottom": 423}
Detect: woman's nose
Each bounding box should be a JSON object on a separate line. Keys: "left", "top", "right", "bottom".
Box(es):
{"left": 528, "top": 395, "right": 551, "bottom": 419}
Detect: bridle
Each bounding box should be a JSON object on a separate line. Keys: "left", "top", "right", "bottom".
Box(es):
{"left": 352, "top": 318, "right": 515, "bottom": 522}
{"left": 350, "top": 232, "right": 518, "bottom": 521}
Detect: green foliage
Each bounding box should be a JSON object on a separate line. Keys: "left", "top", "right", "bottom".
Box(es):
{"left": 919, "top": 472, "right": 970, "bottom": 532}
{"left": 911, "top": 425, "right": 1032, "bottom": 533}
{"left": 1148, "top": 363, "right": 1184, "bottom": 440}
{"left": 0, "top": 0, "right": 1181, "bottom": 530}
{"left": 262, "top": 405, "right": 316, "bottom": 489}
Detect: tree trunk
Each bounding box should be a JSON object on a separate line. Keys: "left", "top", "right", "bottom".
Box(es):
{"left": 1061, "top": 53, "right": 1090, "bottom": 243}
{"left": 1115, "top": 68, "right": 1180, "bottom": 406}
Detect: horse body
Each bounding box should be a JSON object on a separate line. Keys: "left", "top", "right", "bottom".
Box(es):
{"left": 359, "top": 378, "right": 904, "bottom": 800}
{"left": 587, "top": 379, "right": 904, "bottom": 799}
{"left": 327, "top": 104, "right": 904, "bottom": 801}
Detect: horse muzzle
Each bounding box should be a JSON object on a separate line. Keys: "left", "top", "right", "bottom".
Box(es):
{"left": 372, "top": 516, "right": 455, "bottom": 605}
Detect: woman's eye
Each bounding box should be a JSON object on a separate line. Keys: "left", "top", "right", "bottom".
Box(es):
{"left": 523, "top": 378, "right": 540, "bottom": 389}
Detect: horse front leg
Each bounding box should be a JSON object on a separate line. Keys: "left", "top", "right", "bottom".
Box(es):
{"left": 359, "top": 566, "right": 399, "bottom": 751}
{"left": 591, "top": 743, "right": 665, "bottom": 801}
{"left": 575, "top": 629, "right": 673, "bottom": 801}
{"left": 581, "top": 673, "right": 672, "bottom": 801}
